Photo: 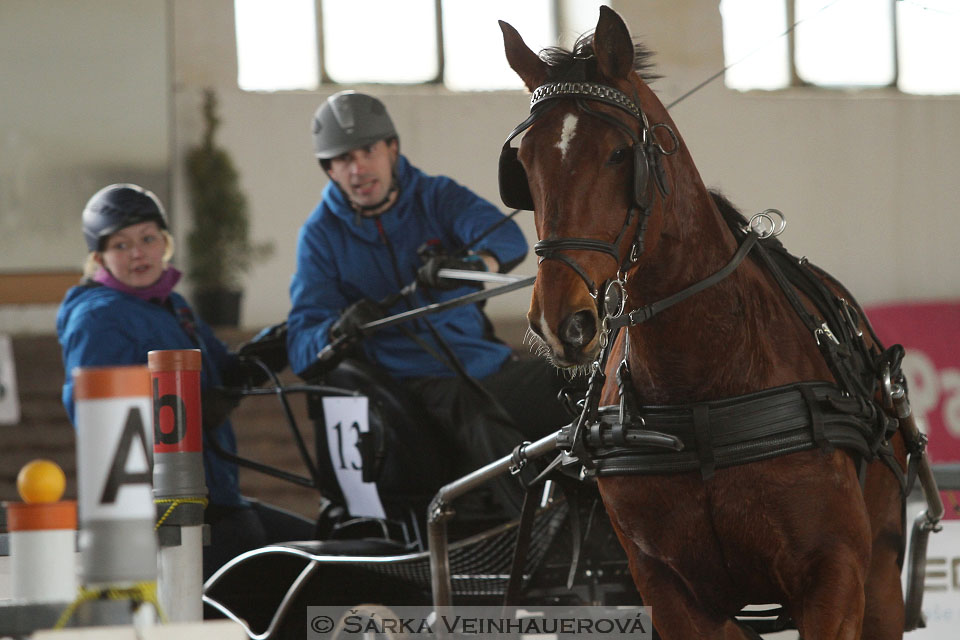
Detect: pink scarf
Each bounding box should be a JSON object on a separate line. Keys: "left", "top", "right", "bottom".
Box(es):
{"left": 93, "top": 266, "right": 182, "bottom": 303}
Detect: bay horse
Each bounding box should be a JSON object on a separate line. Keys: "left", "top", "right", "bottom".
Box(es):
{"left": 499, "top": 7, "right": 910, "bottom": 639}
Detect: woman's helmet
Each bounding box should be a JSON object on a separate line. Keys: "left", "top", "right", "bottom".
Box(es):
{"left": 311, "top": 91, "right": 397, "bottom": 160}
{"left": 82, "top": 184, "right": 168, "bottom": 252}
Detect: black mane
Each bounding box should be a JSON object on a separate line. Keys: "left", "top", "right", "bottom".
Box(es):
{"left": 539, "top": 32, "right": 660, "bottom": 83}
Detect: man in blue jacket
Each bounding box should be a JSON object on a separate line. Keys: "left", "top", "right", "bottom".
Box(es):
{"left": 287, "top": 91, "right": 574, "bottom": 483}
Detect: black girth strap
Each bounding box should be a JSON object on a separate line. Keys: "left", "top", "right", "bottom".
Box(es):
{"left": 799, "top": 383, "right": 833, "bottom": 453}
{"left": 562, "top": 381, "right": 890, "bottom": 477}
{"left": 693, "top": 405, "right": 715, "bottom": 480}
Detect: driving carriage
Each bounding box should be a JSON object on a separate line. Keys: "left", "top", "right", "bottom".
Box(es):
{"left": 201, "top": 351, "right": 644, "bottom": 639}
{"left": 203, "top": 7, "right": 943, "bottom": 640}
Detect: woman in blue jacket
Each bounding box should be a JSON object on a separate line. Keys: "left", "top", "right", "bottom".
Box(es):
{"left": 58, "top": 183, "right": 312, "bottom": 578}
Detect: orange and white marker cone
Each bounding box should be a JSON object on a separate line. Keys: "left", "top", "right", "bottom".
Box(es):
{"left": 73, "top": 365, "right": 158, "bottom": 624}
{"left": 149, "top": 349, "right": 207, "bottom": 622}
{"left": 6, "top": 459, "right": 77, "bottom": 603}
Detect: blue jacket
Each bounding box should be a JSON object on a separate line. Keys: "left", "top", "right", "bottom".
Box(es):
{"left": 287, "top": 155, "right": 528, "bottom": 379}
{"left": 57, "top": 284, "right": 243, "bottom": 507}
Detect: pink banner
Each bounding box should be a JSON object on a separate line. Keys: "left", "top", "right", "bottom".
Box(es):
{"left": 865, "top": 300, "right": 960, "bottom": 519}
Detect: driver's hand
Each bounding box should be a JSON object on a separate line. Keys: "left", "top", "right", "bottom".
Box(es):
{"left": 329, "top": 298, "right": 385, "bottom": 340}
{"left": 417, "top": 254, "right": 487, "bottom": 290}
{"left": 235, "top": 322, "right": 288, "bottom": 374}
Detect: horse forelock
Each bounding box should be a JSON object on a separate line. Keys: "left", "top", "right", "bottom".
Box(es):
{"left": 538, "top": 32, "right": 660, "bottom": 84}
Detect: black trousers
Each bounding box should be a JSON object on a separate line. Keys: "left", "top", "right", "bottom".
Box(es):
{"left": 404, "top": 355, "right": 582, "bottom": 477}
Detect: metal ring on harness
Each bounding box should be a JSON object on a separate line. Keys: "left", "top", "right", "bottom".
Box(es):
{"left": 650, "top": 122, "right": 680, "bottom": 156}
{"left": 599, "top": 317, "right": 610, "bottom": 349}
{"left": 747, "top": 209, "right": 787, "bottom": 239}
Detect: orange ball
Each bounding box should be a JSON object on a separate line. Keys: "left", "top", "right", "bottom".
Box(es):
{"left": 17, "top": 459, "right": 66, "bottom": 504}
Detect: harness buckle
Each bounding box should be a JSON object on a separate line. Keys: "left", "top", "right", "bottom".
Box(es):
{"left": 881, "top": 363, "right": 894, "bottom": 410}
{"left": 839, "top": 298, "right": 863, "bottom": 338}
{"left": 814, "top": 322, "right": 840, "bottom": 347}
{"left": 509, "top": 441, "right": 532, "bottom": 475}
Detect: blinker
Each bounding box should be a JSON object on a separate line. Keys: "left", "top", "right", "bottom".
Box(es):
{"left": 498, "top": 144, "right": 534, "bottom": 211}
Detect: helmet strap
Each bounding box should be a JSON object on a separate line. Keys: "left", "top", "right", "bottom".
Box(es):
{"left": 346, "top": 174, "right": 400, "bottom": 223}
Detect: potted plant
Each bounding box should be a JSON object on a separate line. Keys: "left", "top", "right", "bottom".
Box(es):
{"left": 185, "top": 89, "right": 273, "bottom": 327}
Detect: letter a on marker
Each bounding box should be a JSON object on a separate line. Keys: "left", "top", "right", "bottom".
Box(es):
{"left": 100, "top": 407, "right": 153, "bottom": 504}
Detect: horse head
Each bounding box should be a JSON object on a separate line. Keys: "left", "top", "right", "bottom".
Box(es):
{"left": 500, "top": 7, "right": 728, "bottom": 371}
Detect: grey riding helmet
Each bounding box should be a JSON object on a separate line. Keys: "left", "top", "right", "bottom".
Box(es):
{"left": 311, "top": 91, "right": 397, "bottom": 161}
{"left": 82, "top": 183, "right": 168, "bottom": 252}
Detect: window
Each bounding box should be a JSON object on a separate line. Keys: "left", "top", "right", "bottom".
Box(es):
{"left": 897, "top": 0, "right": 960, "bottom": 94}
{"left": 235, "top": 0, "right": 609, "bottom": 92}
{"left": 235, "top": 0, "right": 319, "bottom": 91}
{"left": 321, "top": 0, "right": 438, "bottom": 84}
{"left": 441, "top": 0, "right": 556, "bottom": 91}
{"left": 720, "top": 0, "right": 960, "bottom": 95}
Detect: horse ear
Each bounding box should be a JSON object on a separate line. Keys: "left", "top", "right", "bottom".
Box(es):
{"left": 500, "top": 20, "right": 547, "bottom": 91}
{"left": 594, "top": 6, "right": 634, "bottom": 80}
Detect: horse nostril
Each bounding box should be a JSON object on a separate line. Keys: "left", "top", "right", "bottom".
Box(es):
{"left": 559, "top": 310, "right": 597, "bottom": 349}
{"left": 528, "top": 318, "right": 546, "bottom": 341}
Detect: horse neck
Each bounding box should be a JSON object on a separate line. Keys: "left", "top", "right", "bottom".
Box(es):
{"left": 620, "top": 169, "right": 829, "bottom": 404}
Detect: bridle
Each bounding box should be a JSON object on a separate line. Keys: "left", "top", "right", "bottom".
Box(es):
{"left": 499, "top": 73, "right": 763, "bottom": 342}
{"left": 498, "top": 77, "right": 679, "bottom": 300}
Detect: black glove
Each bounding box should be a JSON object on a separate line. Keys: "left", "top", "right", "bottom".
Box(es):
{"left": 330, "top": 298, "right": 385, "bottom": 340}
{"left": 235, "top": 322, "right": 289, "bottom": 375}
{"left": 220, "top": 356, "right": 275, "bottom": 388}
{"left": 417, "top": 254, "right": 487, "bottom": 290}
{"left": 201, "top": 386, "right": 240, "bottom": 431}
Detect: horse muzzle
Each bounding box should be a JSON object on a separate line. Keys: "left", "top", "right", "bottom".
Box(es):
{"left": 528, "top": 305, "right": 601, "bottom": 367}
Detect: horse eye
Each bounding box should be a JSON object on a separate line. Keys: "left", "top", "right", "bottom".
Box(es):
{"left": 607, "top": 147, "right": 629, "bottom": 165}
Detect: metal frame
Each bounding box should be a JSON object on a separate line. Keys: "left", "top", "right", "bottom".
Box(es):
{"left": 427, "top": 430, "right": 561, "bottom": 608}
